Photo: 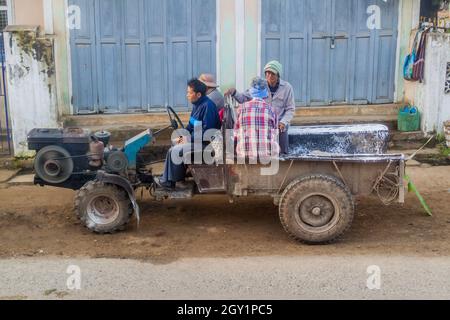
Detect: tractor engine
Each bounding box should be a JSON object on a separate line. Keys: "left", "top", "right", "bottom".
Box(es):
{"left": 28, "top": 128, "right": 91, "bottom": 184}
{"left": 27, "top": 127, "right": 152, "bottom": 190}
{"left": 27, "top": 128, "right": 120, "bottom": 189}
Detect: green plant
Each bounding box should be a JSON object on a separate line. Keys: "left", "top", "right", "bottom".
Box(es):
{"left": 440, "top": 145, "right": 450, "bottom": 157}
{"left": 63, "top": 118, "right": 77, "bottom": 128}
{"left": 436, "top": 132, "right": 446, "bottom": 144}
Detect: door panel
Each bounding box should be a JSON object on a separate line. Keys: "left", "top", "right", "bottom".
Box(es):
{"left": 331, "top": 39, "right": 349, "bottom": 103}
{"left": 146, "top": 0, "right": 166, "bottom": 109}
{"left": 371, "top": 0, "right": 398, "bottom": 104}
{"left": 69, "top": 0, "right": 97, "bottom": 113}
{"left": 309, "top": 39, "right": 329, "bottom": 104}
{"left": 168, "top": 0, "right": 192, "bottom": 109}
{"left": 286, "top": 0, "right": 307, "bottom": 105}
{"left": 192, "top": 0, "right": 216, "bottom": 78}
{"left": 330, "top": 0, "right": 351, "bottom": 104}
{"left": 262, "top": 0, "right": 399, "bottom": 106}
{"left": 96, "top": 0, "right": 121, "bottom": 113}
{"left": 70, "top": 0, "right": 216, "bottom": 114}
{"left": 309, "top": 0, "right": 330, "bottom": 104}
{"left": 123, "top": 0, "right": 146, "bottom": 112}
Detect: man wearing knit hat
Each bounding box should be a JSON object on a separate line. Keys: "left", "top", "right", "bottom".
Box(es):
{"left": 225, "top": 60, "right": 295, "bottom": 155}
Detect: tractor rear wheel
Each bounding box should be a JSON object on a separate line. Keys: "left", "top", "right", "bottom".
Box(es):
{"left": 75, "top": 181, "right": 132, "bottom": 234}
{"left": 279, "top": 175, "right": 354, "bottom": 244}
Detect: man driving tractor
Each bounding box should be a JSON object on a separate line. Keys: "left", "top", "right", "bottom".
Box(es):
{"left": 156, "top": 79, "right": 221, "bottom": 190}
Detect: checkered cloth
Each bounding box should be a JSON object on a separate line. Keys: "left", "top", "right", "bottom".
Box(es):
{"left": 234, "top": 98, "right": 279, "bottom": 161}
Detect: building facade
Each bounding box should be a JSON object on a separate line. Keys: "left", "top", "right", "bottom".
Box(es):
{"left": 4, "top": 0, "right": 440, "bottom": 155}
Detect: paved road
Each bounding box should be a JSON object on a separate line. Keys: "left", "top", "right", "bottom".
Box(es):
{"left": 1, "top": 255, "right": 450, "bottom": 300}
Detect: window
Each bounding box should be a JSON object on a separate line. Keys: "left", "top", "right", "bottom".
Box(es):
{"left": 421, "top": 0, "right": 449, "bottom": 22}
{"left": 0, "top": 0, "right": 7, "bottom": 32}
{"left": 0, "top": 0, "right": 8, "bottom": 64}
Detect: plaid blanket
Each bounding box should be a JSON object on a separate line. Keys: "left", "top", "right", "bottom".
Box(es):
{"left": 234, "top": 98, "right": 279, "bottom": 161}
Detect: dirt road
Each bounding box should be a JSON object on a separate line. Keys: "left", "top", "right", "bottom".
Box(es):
{"left": 0, "top": 166, "right": 449, "bottom": 264}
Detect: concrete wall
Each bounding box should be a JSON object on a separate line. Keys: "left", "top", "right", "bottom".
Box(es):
{"left": 404, "top": 33, "right": 450, "bottom": 134}
{"left": 218, "top": 0, "right": 236, "bottom": 91}
{"left": 51, "top": 0, "right": 71, "bottom": 117}
{"left": 12, "top": 0, "right": 45, "bottom": 29}
{"left": 4, "top": 26, "right": 59, "bottom": 156}
{"left": 395, "top": 0, "right": 421, "bottom": 103}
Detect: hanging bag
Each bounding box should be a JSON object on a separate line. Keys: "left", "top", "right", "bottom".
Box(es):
{"left": 403, "top": 30, "right": 420, "bottom": 81}
{"left": 210, "top": 96, "right": 237, "bottom": 163}
{"left": 412, "top": 28, "right": 430, "bottom": 83}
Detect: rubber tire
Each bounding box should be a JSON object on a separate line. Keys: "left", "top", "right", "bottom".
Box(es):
{"left": 279, "top": 174, "right": 354, "bottom": 244}
{"left": 74, "top": 181, "right": 132, "bottom": 234}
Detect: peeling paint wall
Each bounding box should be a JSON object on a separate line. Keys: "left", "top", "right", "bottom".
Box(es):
{"left": 52, "top": 0, "right": 71, "bottom": 117}
{"left": 405, "top": 33, "right": 450, "bottom": 133}
{"left": 5, "top": 27, "right": 59, "bottom": 156}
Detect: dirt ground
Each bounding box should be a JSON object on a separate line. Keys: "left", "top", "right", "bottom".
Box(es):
{"left": 0, "top": 166, "right": 449, "bottom": 264}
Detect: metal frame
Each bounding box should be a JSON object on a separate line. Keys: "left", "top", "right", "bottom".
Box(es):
{"left": 0, "top": 31, "right": 11, "bottom": 155}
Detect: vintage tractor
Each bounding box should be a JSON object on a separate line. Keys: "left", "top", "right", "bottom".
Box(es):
{"left": 27, "top": 106, "right": 405, "bottom": 244}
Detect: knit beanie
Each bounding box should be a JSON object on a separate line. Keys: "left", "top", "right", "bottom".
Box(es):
{"left": 264, "top": 60, "right": 283, "bottom": 76}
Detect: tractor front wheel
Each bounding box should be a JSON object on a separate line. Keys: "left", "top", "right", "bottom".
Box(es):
{"left": 75, "top": 181, "right": 132, "bottom": 234}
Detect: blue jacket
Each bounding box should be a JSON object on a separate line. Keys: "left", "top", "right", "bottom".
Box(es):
{"left": 186, "top": 96, "right": 221, "bottom": 141}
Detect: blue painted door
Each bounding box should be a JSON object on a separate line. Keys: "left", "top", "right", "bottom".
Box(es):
{"left": 70, "top": 0, "right": 216, "bottom": 114}
{"left": 262, "top": 0, "right": 399, "bottom": 106}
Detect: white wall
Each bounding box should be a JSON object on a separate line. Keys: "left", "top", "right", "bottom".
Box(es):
{"left": 409, "top": 33, "right": 450, "bottom": 133}
{"left": 5, "top": 26, "right": 59, "bottom": 156}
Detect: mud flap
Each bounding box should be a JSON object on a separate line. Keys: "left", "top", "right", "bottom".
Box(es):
{"left": 405, "top": 174, "right": 432, "bottom": 217}
{"left": 96, "top": 171, "right": 140, "bottom": 225}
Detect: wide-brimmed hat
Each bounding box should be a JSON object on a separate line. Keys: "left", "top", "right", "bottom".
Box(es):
{"left": 198, "top": 74, "right": 219, "bottom": 88}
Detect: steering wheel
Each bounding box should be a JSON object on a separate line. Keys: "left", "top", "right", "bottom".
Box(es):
{"left": 166, "top": 106, "right": 185, "bottom": 130}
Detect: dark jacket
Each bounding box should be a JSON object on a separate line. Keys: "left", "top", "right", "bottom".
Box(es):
{"left": 186, "top": 96, "right": 221, "bottom": 142}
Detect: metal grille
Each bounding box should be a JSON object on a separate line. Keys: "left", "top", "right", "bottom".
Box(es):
{"left": 0, "top": 1, "right": 7, "bottom": 63}
{"left": 446, "top": 62, "right": 450, "bottom": 94}
{"left": 0, "top": 10, "right": 7, "bottom": 31}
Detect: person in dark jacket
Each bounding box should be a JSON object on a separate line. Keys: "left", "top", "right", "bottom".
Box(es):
{"left": 156, "top": 79, "right": 221, "bottom": 190}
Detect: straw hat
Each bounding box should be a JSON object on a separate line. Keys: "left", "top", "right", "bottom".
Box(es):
{"left": 198, "top": 74, "right": 219, "bottom": 88}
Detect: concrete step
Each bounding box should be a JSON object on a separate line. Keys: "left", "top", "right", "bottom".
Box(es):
{"left": 0, "top": 169, "right": 20, "bottom": 183}
{"left": 389, "top": 131, "right": 436, "bottom": 150}
{"left": 64, "top": 103, "right": 402, "bottom": 126}
{"left": 64, "top": 104, "right": 402, "bottom": 144}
